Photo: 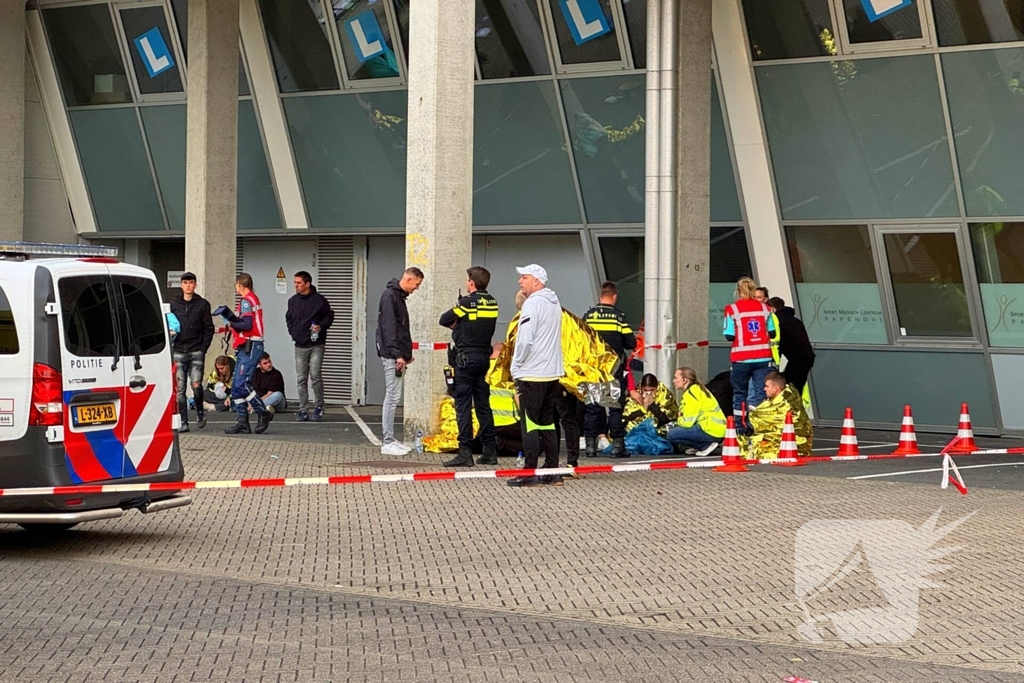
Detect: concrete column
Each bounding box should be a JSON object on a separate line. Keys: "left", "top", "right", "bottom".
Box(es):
{"left": 403, "top": 0, "right": 476, "bottom": 436}
{"left": 674, "top": 0, "right": 713, "bottom": 381}
{"left": 185, "top": 0, "right": 240, "bottom": 337}
{"left": 0, "top": 1, "right": 25, "bottom": 242}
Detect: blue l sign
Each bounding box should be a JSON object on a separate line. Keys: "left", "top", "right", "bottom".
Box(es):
{"left": 133, "top": 27, "right": 175, "bottom": 78}
{"left": 345, "top": 11, "right": 387, "bottom": 63}
{"left": 860, "top": 0, "right": 914, "bottom": 22}
{"left": 559, "top": 0, "right": 611, "bottom": 45}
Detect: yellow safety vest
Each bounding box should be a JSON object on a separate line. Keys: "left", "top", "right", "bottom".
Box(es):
{"left": 769, "top": 311, "right": 781, "bottom": 365}
{"left": 490, "top": 386, "right": 518, "bottom": 427}
{"left": 676, "top": 385, "right": 727, "bottom": 439}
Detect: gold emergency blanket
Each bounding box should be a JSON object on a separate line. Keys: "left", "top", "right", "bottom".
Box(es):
{"left": 739, "top": 385, "right": 813, "bottom": 459}
{"left": 487, "top": 309, "right": 618, "bottom": 399}
{"left": 422, "top": 397, "right": 479, "bottom": 453}
{"left": 623, "top": 384, "right": 678, "bottom": 434}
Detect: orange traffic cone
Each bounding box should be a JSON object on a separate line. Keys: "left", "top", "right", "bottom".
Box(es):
{"left": 713, "top": 416, "right": 749, "bottom": 473}
{"left": 774, "top": 411, "right": 805, "bottom": 467}
{"left": 945, "top": 402, "right": 979, "bottom": 454}
{"left": 890, "top": 405, "right": 922, "bottom": 455}
{"left": 838, "top": 407, "right": 859, "bottom": 456}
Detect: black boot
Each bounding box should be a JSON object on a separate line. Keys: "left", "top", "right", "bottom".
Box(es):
{"left": 610, "top": 437, "right": 629, "bottom": 458}
{"left": 477, "top": 445, "right": 498, "bottom": 465}
{"left": 444, "top": 447, "right": 475, "bottom": 467}
{"left": 584, "top": 436, "right": 598, "bottom": 458}
{"left": 224, "top": 415, "right": 251, "bottom": 434}
{"left": 196, "top": 410, "right": 206, "bottom": 430}
{"left": 254, "top": 409, "right": 273, "bottom": 435}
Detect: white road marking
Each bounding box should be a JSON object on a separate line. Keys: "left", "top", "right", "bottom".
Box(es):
{"left": 847, "top": 461, "right": 1024, "bottom": 480}
{"left": 812, "top": 443, "right": 897, "bottom": 452}
{"left": 344, "top": 405, "right": 382, "bottom": 446}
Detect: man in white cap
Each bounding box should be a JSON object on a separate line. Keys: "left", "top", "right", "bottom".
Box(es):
{"left": 508, "top": 264, "right": 564, "bottom": 488}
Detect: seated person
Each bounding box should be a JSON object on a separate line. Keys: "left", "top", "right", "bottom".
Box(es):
{"left": 623, "top": 373, "right": 678, "bottom": 434}
{"left": 741, "top": 371, "right": 813, "bottom": 459}
{"left": 666, "top": 367, "right": 727, "bottom": 457}
{"left": 204, "top": 355, "right": 236, "bottom": 412}
{"left": 251, "top": 352, "right": 286, "bottom": 434}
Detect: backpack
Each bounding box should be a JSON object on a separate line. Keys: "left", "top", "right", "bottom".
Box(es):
{"left": 706, "top": 370, "right": 734, "bottom": 418}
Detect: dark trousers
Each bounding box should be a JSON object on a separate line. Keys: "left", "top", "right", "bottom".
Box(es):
{"left": 517, "top": 380, "right": 560, "bottom": 470}
{"left": 584, "top": 371, "right": 626, "bottom": 439}
{"left": 231, "top": 341, "right": 267, "bottom": 419}
{"left": 454, "top": 354, "right": 495, "bottom": 451}
{"left": 783, "top": 356, "right": 815, "bottom": 394}
{"left": 730, "top": 360, "right": 773, "bottom": 429}
{"left": 556, "top": 390, "right": 583, "bottom": 465}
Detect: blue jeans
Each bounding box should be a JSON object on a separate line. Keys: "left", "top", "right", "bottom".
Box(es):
{"left": 173, "top": 350, "right": 205, "bottom": 424}
{"left": 666, "top": 424, "right": 718, "bottom": 450}
{"left": 730, "top": 360, "right": 773, "bottom": 430}
{"left": 232, "top": 341, "right": 267, "bottom": 419}
{"left": 261, "top": 391, "right": 286, "bottom": 411}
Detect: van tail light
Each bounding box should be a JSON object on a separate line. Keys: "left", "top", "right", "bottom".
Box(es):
{"left": 29, "top": 363, "right": 63, "bottom": 426}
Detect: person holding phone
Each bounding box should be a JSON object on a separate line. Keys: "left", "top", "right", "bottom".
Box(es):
{"left": 376, "top": 267, "right": 424, "bottom": 456}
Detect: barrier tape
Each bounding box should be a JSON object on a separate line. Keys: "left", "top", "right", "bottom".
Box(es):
{"left": 410, "top": 340, "right": 712, "bottom": 351}
{"left": 0, "top": 446, "right": 1021, "bottom": 498}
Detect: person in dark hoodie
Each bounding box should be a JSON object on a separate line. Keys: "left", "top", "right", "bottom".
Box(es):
{"left": 170, "top": 272, "right": 214, "bottom": 432}
{"left": 286, "top": 271, "right": 335, "bottom": 422}
{"left": 376, "top": 267, "right": 424, "bottom": 456}
{"left": 768, "top": 296, "right": 815, "bottom": 393}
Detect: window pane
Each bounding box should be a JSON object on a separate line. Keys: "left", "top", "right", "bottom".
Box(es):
{"left": 883, "top": 232, "right": 972, "bottom": 337}
{"left": 933, "top": 0, "right": 1024, "bottom": 45}
{"left": 711, "top": 83, "right": 742, "bottom": 222}
{"left": 620, "top": 0, "right": 646, "bottom": 68}
{"left": 71, "top": 108, "right": 165, "bottom": 232}
{"left": 168, "top": 0, "right": 252, "bottom": 96}
{"left": 561, "top": 75, "right": 645, "bottom": 222}
{"left": 59, "top": 276, "right": 118, "bottom": 357}
{"left": 942, "top": 49, "right": 1024, "bottom": 217}
{"left": 474, "top": 81, "right": 580, "bottom": 225}
{"left": 787, "top": 226, "right": 887, "bottom": 344}
{"left": 44, "top": 6, "right": 133, "bottom": 106}
{"left": 238, "top": 101, "right": 283, "bottom": 230}
{"left": 257, "top": 0, "right": 339, "bottom": 92}
{"left": 547, "top": 0, "right": 621, "bottom": 65}
{"left": 741, "top": 0, "right": 836, "bottom": 60}
{"left": 757, "top": 58, "right": 958, "bottom": 220}
{"left": 116, "top": 277, "right": 166, "bottom": 356}
{"left": 476, "top": 0, "right": 551, "bottom": 78}
{"left": 0, "top": 286, "right": 19, "bottom": 355}
{"left": 598, "top": 236, "right": 643, "bottom": 327}
{"left": 392, "top": 0, "right": 411, "bottom": 61}
{"left": 284, "top": 91, "right": 408, "bottom": 228}
{"left": 333, "top": 1, "right": 401, "bottom": 81}
{"left": 843, "top": 0, "right": 922, "bottom": 43}
{"left": 971, "top": 222, "right": 1024, "bottom": 347}
{"left": 120, "top": 7, "right": 184, "bottom": 96}
{"left": 709, "top": 227, "right": 753, "bottom": 339}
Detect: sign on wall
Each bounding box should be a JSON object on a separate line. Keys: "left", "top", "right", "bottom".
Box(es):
{"left": 558, "top": 0, "right": 611, "bottom": 45}
{"left": 795, "top": 283, "right": 888, "bottom": 345}
{"left": 345, "top": 11, "right": 387, "bottom": 63}
{"left": 133, "top": 27, "right": 175, "bottom": 78}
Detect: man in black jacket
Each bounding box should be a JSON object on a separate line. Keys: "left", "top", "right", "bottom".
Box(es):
{"left": 170, "top": 272, "right": 214, "bottom": 432}
{"left": 768, "top": 297, "right": 816, "bottom": 393}
{"left": 376, "top": 267, "right": 424, "bottom": 456}
{"left": 286, "top": 271, "right": 335, "bottom": 422}
{"left": 251, "top": 353, "right": 286, "bottom": 434}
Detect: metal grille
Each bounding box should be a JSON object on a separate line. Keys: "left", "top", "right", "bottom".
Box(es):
{"left": 317, "top": 237, "right": 356, "bottom": 404}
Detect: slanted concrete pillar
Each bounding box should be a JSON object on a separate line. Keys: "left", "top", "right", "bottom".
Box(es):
{"left": 0, "top": 1, "right": 25, "bottom": 242}
{"left": 185, "top": 0, "right": 239, "bottom": 334}
{"left": 403, "top": 0, "right": 476, "bottom": 436}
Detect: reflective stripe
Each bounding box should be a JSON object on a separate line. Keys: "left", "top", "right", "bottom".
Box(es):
{"left": 453, "top": 307, "right": 468, "bottom": 318}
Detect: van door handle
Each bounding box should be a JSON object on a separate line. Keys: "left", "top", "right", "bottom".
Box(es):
{"left": 128, "top": 376, "right": 147, "bottom": 390}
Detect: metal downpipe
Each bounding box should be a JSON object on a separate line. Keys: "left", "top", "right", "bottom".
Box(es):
{"left": 643, "top": 0, "right": 662, "bottom": 377}
{"left": 656, "top": 0, "right": 679, "bottom": 381}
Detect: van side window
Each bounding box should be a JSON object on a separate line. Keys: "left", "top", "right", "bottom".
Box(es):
{"left": 115, "top": 276, "right": 165, "bottom": 356}
{"left": 59, "top": 276, "right": 118, "bottom": 357}
{"left": 0, "top": 285, "right": 19, "bottom": 355}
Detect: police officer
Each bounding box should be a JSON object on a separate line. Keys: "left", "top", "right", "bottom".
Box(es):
{"left": 439, "top": 266, "right": 499, "bottom": 467}
{"left": 583, "top": 281, "right": 636, "bottom": 458}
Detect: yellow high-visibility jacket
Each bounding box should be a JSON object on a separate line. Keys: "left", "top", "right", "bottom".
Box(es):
{"left": 769, "top": 311, "right": 781, "bottom": 365}
{"left": 623, "top": 383, "right": 678, "bottom": 434}
{"left": 675, "top": 385, "right": 728, "bottom": 439}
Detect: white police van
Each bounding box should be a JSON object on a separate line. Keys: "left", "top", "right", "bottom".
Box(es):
{"left": 0, "top": 241, "right": 189, "bottom": 531}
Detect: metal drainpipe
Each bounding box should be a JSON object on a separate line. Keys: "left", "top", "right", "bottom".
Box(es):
{"left": 656, "top": 0, "right": 679, "bottom": 381}
{"left": 644, "top": 0, "right": 662, "bottom": 380}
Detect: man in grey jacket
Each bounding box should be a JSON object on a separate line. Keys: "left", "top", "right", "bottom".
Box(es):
{"left": 508, "top": 264, "right": 564, "bottom": 488}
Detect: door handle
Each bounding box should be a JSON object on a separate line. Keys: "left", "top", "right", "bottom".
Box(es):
{"left": 128, "top": 376, "right": 147, "bottom": 390}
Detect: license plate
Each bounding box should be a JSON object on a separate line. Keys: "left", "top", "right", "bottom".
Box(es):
{"left": 74, "top": 403, "right": 117, "bottom": 427}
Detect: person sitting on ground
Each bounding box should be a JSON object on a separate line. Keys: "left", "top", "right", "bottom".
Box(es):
{"left": 623, "top": 373, "right": 678, "bottom": 434}
{"left": 741, "top": 371, "right": 813, "bottom": 459}
{"left": 204, "top": 355, "right": 236, "bottom": 412}
{"left": 251, "top": 352, "right": 286, "bottom": 434}
{"left": 666, "top": 367, "right": 727, "bottom": 456}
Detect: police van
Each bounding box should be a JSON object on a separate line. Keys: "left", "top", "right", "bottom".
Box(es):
{"left": 0, "top": 241, "right": 190, "bottom": 531}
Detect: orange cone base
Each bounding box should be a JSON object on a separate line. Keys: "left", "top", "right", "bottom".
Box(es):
{"left": 946, "top": 440, "right": 979, "bottom": 455}
{"left": 712, "top": 462, "right": 750, "bottom": 473}
{"left": 890, "top": 444, "right": 922, "bottom": 456}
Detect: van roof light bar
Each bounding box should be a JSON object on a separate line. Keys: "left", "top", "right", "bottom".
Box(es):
{"left": 0, "top": 241, "right": 119, "bottom": 259}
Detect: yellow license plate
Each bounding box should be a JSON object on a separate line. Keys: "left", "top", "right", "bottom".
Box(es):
{"left": 75, "top": 403, "right": 117, "bottom": 427}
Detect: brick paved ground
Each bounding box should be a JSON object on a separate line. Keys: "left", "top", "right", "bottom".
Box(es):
{"left": 1, "top": 424, "right": 1023, "bottom": 682}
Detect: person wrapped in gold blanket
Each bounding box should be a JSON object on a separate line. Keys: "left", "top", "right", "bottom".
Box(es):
{"left": 740, "top": 371, "right": 813, "bottom": 459}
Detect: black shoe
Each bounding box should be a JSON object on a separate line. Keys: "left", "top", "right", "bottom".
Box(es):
{"left": 541, "top": 475, "right": 564, "bottom": 487}
{"left": 254, "top": 412, "right": 271, "bottom": 435}
{"left": 584, "top": 437, "right": 597, "bottom": 458}
{"left": 197, "top": 414, "right": 206, "bottom": 430}
{"left": 476, "top": 445, "right": 498, "bottom": 465}
{"left": 610, "top": 437, "right": 629, "bottom": 459}
{"left": 178, "top": 422, "right": 189, "bottom": 433}
{"left": 224, "top": 418, "right": 251, "bottom": 435}
{"left": 507, "top": 476, "right": 542, "bottom": 487}
{"left": 443, "top": 449, "right": 475, "bottom": 467}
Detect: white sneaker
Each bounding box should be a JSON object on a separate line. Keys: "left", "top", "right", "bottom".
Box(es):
{"left": 597, "top": 436, "right": 611, "bottom": 451}
{"left": 578, "top": 436, "right": 587, "bottom": 450}
{"left": 696, "top": 442, "right": 720, "bottom": 457}
{"left": 380, "top": 442, "right": 410, "bottom": 456}
{"left": 393, "top": 441, "right": 414, "bottom": 453}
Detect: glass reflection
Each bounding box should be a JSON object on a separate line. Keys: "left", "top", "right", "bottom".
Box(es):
{"left": 257, "top": 0, "right": 339, "bottom": 92}
{"left": 332, "top": 0, "right": 401, "bottom": 80}
{"left": 883, "top": 232, "right": 972, "bottom": 337}
{"left": 933, "top": 0, "right": 1024, "bottom": 46}
{"left": 475, "top": 0, "right": 551, "bottom": 78}
{"left": 546, "top": 0, "right": 621, "bottom": 65}
{"left": 842, "top": 0, "right": 922, "bottom": 44}
{"left": 44, "top": 5, "right": 133, "bottom": 105}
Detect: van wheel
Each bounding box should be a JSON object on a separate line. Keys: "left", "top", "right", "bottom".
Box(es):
{"left": 17, "top": 523, "right": 78, "bottom": 533}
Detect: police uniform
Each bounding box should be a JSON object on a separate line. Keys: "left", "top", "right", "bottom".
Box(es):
{"left": 439, "top": 290, "right": 499, "bottom": 464}
{"left": 583, "top": 303, "right": 636, "bottom": 455}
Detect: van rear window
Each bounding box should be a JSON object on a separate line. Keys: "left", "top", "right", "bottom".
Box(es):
{"left": 115, "top": 276, "right": 165, "bottom": 356}
{"left": 0, "top": 285, "right": 19, "bottom": 355}
{"left": 59, "top": 275, "right": 118, "bottom": 357}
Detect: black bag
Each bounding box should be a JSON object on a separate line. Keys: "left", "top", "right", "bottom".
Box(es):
{"left": 706, "top": 370, "right": 733, "bottom": 418}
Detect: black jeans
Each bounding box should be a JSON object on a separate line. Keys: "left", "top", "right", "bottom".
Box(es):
{"left": 454, "top": 353, "right": 495, "bottom": 451}
{"left": 556, "top": 390, "right": 583, "bottom": 465}
{"left": 517, "top": 379, "right": 560, "bottom": 470}
{"left": 783, "top": 356, "right": 815, "bottom": 394}
{"left": 584, "top": 370, "right": 626, "bottom": 439}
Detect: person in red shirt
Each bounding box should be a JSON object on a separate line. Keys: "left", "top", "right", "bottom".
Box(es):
{"left": 723, "top": 277, "right": 776, "bottom": 434}
{"left": 215, "top": 273, "right": 270, "bottom": 434}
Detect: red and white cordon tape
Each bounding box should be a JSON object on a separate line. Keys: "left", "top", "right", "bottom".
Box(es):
{"left": 410, "top": 342, "right": 451, "bottom": 351}
{"left": 0, "top": 445, "right": 1022, "bottom": 498}
{"left": 410, "top": 340, "right": 712, "bottom": 351}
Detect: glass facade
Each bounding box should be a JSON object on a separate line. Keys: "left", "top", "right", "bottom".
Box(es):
{"left": 45, "top": 5, "right": 133, "bottom": 106}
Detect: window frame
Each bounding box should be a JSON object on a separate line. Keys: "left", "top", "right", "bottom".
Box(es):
{"left": 112, "top": 0, "right": 188, "bottom": 103}
{"left": 832, "top": 0, "right": 934, "bottom": 55}
{"left": 541, "top": 0, "right": 633, "bottom": 74}
{"left": 325, "top": 0, "right": 408, "bottom": 90}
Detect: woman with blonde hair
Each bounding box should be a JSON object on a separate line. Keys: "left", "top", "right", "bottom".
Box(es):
{"left": 668, "top": 367, "right": 727, "bottom": 456}
{"left": 723, "top": 276, "right": 776, "bottom": 434}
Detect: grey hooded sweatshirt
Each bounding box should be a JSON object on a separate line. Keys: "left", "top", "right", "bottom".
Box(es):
{"left": 511, "top": 287, "right": 564, "bottom": 381}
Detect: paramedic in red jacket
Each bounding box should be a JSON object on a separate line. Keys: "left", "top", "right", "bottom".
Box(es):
{"left": 220, "top": 273, "right": 269, "bottom": 434}
{"left": 724, "top": 277, "right": 776, "bottom": 434}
